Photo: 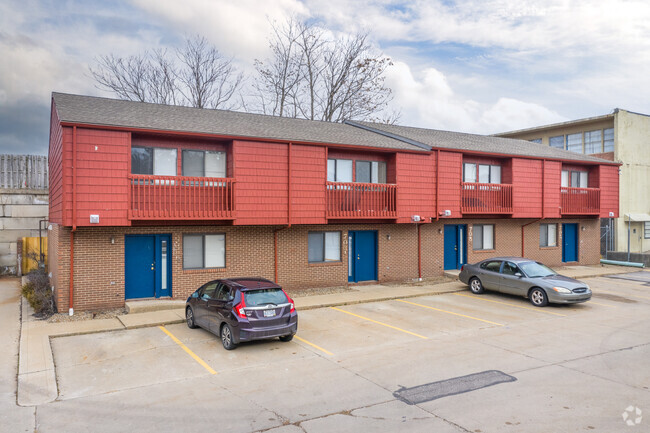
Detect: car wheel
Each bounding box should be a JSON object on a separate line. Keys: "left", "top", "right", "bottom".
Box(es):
{"left": 469, "top": 277, "right": 485, "bottom": 294}
{"left": 529, "top": 288, "right": 549, "bottom": 307}
{"left": 186, "top": 307, "right": 197, "bottom": 329}
{"left": 221, "top": 323, "right": 237, "bottom": 350}
{"left": 279, "top": 334, "right": 294, "bottom": 342}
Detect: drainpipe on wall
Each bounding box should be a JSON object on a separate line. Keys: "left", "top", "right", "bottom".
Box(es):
{"left": 435, "top": 149, "right": 440, "bottom": 222}
{"left": 69, "top": 126, "right": 77, "bottom": 316}
{"left": 274, "top": 142, "right": 293, "bottom": 284}
{"left": 417, "top": 222, "right": 422, "bottom": 280}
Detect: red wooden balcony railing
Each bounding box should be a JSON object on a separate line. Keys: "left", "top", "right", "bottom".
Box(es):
{"left": 461, "top": 182, "right": 513, "bottom": 214}
{"left": 326, "top": 182, "right": 397, "bottom": 219}
{"left": 561, "top": 187, "right": 600, "bottom": 215}
{"left": 129, "top": 175, "right": 235, "bottom": 220}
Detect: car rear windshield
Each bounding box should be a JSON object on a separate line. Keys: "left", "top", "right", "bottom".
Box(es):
{"left": 244, "top": 289, "right": 288, "bottom": 306}
{"left": 520, "top": 262, "right": 556, "bottom": 278}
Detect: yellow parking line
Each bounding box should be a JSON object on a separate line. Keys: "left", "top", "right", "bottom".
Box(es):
{"left": 396, "top": 299, "right": 504, "bottom": 326}
{"left": 159, "top": 326, "right": 217, "bottom": 375}
{"left": 330, "top": 307, "right": 427, "bottom": 339}
{"left": 452, "top": 293, "right": 566, "bottom": 317}
{"left": 294, "top": 335, "right": 334, "bottom": 356}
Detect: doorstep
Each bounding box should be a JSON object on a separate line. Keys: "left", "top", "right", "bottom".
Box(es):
{"left": 125, "top": 299, "right": 187, "bottom": 314}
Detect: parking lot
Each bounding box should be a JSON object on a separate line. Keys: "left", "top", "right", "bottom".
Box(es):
{"left": 37, "top": 273, "right": 650, "bottom": 432}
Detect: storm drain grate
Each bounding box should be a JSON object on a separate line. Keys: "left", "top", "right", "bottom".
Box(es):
{"left": 393, "top": 370, "right": 516, "bottom": 405}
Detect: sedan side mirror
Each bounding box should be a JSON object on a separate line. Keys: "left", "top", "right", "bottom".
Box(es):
{"left": 515, "top": 272, "right": 523, "bottom": 278}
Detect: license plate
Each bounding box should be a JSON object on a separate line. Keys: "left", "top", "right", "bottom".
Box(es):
{"left": 263, "top": 309, "right": 276, "bottom": 317}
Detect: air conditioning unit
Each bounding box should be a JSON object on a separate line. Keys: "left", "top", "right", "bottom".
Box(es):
{"left": 411, "top": 215, "right": 421, "bottom": 222}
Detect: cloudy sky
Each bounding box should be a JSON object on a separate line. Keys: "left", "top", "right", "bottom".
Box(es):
{"left": 2, "top": 0, "right": 649, "bottom": 155}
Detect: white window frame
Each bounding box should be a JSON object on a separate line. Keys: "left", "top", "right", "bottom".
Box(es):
{"left": 183, "top": 233, "right": 226, "bottom": 269}
{"left": 561, "top": 170, "right": 589, "bottom": 188}
{"left": 327, "top": 159, "right": 353, "bottom": 183}
{"left": 645, "top": 222, "right": 650, "bottom": 239}
{"left": 308, "top": 231, "right": 341, "bottom": 263}
{"left": 464, "top": 163, "right": 501, "bottom": 184}
{"left": 473, "top": 224, "right": 495, "bottom": 250}
{"left": 540, "top": 223, "right": 558, "bottom": 247}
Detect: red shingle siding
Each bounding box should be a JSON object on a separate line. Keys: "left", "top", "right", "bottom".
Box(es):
{"left": 512, "top": 158, "right": 542, "bottom": 217}
{"left": 291, "top": 144, "right": 327, "bottom": 224}
{"left": 599, "top": 165, "right": 619, "bottom": 217}
{"left": 437, "top": 151, "right": 462, "bottom": 217}
{"left": 233, "top": 140, "right": 289, "bottom": 225}
{"left": 48, "top": 102, "right": 64, "bottom": 224}
{"left": 395, "top": 152, "right": 435, "bottom": 223}
{"left": 543, "top": 161, "right": 561, "bottom": 218}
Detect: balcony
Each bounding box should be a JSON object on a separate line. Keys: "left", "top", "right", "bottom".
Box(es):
{"left": 129, "top": 175, "right": 235, "bottom": 220}
{"left": 326, "top": 182, "right": 397, "bottom": 219}
{"left": 561, "top": 187, "right": 600, "bottom": 215}
{"left": 461, "top": 183, "right": 513, "bottom": 214}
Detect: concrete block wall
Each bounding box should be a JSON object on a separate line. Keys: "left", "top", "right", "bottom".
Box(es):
{"left": 0, "top": 189, "right": 49, "bottom": 274}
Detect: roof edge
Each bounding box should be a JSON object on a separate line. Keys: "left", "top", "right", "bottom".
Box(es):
{"left": 495, "top": 112, "right": 616, "bottom": 137}
{"left": 344, "top": 120, "right": 432, "bottom": 151}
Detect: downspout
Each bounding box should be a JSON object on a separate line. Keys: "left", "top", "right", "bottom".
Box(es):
{"left": 435, "top": 149, "right": 440, "bottom": 221}
{"left": 417, "top": 222, "right": 422, "bottom": 280}
{"left": 274, "top": 142, "right": 293, "bottom": 283}
{"left": 69, "top": 126, "right": 77, "bottom": 316}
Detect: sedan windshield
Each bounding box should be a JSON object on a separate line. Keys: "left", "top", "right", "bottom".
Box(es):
{"left": 519, "top": 262, "right": 556, "bottom": 278}
{"left": 244, "top": 289, "right": 288, "bottom": 306}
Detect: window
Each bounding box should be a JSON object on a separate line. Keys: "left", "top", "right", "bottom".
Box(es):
{"left": 645, "top": 222, "right": 650, "bottom": 239}
{"left": 183, "top": 234, "right": 225, "bottom": 269}
{"left": 566, "top": 133, "right": 583, "bottom": 153}
{"left": 355, "top": 160, "right": 387, "bottom": 183}
{"left": 327, "top": 159, "right": 353, "bottom": 182}
{"left": 540, "top": 223, "right": 558, "bottom": 247}
{"left": 464, "top": 163, "right": 501, "bottom": 184}
{"left": 308, "top": 231, "right": 341, "bottom": 262}
{"left": 328, "top": 159, "right": 386, "bottom": 183}
{"left": 182, "top": 150, "right": 226, "bottom": 178}
{"left": 529, "top": 138, "right": 542, "bottom": 144}
{"left": 480, "top": 260, "right": 502, "bottom": 272}
{"left": 584, "top": 130, "right": 602, "bottom": 154}
{"left": 131, "top": 147, "right": 177, "bottom": 176}
{"left": 549, "top": 135, "right": 565, "bottom": 150}
{"left": 561, "top": 170, "right": 588, "bottom": 188}
{"left": 603, "top": 128, "right": 614, "bottom": 152}
{"left": 502, "top": 262, "right": 520, "bottom": 275}
{"left": 473, "top": 224, "right": 494, "bottom": 250}
{"left": 200, "top": 282, "right": 218, "bottom": 300}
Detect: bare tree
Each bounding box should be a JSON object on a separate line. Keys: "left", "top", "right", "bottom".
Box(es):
{"left": 90, "top": 36, "right": 242, "bottom": 109}
{"left": 253, "top": 19, "right": 395, "bottom": 122}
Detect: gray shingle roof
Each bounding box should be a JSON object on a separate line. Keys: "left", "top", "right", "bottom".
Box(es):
{"left": 52, "top": 93, "right": 425, "bottom": 152}
{"left": 348, "top": 121, "right": 615, "bottom": 164}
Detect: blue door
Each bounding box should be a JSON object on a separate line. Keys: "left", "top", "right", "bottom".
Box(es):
{"left": 562, "top": 223, "right": 578, "bottom": 262}
{"left": 444, "top": 225, "right": 467, "bottom": 270}
{"left": 125, "top": 234, "right": 172, "bottom": 299}
{"left": 348, "top": 230, "right": 377, "bottom": 282}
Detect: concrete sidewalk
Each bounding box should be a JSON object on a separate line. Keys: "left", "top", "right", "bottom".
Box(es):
{"left": 14, "top": 264, "right": 636, "bottom": 407}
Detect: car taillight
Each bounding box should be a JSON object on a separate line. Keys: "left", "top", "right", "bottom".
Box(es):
{"left": 234, "top": 298, "right": 247, "bottom": 319}
{"left": 283, "top": 290, "right": 295, "bottom": 313}
{"left": 460, "top": 265, "right": 464, "bottom": 272}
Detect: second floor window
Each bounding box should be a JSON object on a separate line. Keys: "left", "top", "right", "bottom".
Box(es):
{"left": 463, "top": 163, "right": 501, "bottom": 184}
{"left": 182, "top": 150, "right": 226, "bottom": 178}
{"left": 561, "top": 170, "right": 588, "bottom": 188}
{"left": 132, "top": 147, "right": 177, "bottom": 176}
{"left": 327, "top": 159, "right": 386, "bottom": 183}
{"left": 584, "top": 130, "right": 602, "bottom": 154}
{"left": 549, "top": 135, "right": 565, "bottom": 150}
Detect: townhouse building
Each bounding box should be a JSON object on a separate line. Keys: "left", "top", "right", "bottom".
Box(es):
{"left": 497, "top": 109, "right": 650, "bottom": 257}
{"left": 48, "top": 93, "right": 619, "bottom": 312}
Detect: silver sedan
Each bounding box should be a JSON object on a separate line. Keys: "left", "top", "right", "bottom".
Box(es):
{"left": 458, "top": 257, "right": 591, "bottom": 307}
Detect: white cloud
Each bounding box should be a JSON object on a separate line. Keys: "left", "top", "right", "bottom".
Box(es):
{"left": 385, "top": 61, "right": 566, "bottom": 133}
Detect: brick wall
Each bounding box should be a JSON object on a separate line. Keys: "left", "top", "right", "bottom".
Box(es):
{"left": 50, "top": 218, "right": 602, "bottom": 312}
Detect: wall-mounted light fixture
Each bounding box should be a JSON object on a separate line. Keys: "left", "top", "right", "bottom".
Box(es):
{"left": 438, "top": 228, "right": 443, "bottom": 234}
{"left": 111, "top": 236, "right": 115, "bottom": 244}
{"left": 386, "top": 234, "right": 391, "bottom": 240}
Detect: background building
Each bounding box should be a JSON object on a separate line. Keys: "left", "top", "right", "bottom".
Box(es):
{"left": 497, "top": 109, "right": 649, "bottom": 260}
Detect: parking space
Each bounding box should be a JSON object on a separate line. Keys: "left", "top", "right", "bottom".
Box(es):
{"left": 44, "top": 273, "right": 650, "bottom": 432}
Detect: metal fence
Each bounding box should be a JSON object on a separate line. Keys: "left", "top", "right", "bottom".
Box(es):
{"left": 0, "top": 155, "right": 48, "bottom": 189}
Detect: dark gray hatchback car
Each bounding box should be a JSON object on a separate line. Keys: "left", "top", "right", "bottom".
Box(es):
{"left": 186, "top": 277, "right": 298, "bottom": 350}
{"left": 459, "top": 257, "right": 591, "bottom": 307}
